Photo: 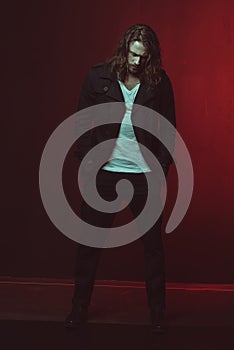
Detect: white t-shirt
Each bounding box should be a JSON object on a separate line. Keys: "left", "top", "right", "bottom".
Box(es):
{"left": 102, "top": 80, "right": 151, "bottom": 173}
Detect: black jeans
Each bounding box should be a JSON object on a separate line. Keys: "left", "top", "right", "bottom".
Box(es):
{"left": 72, "top": 169, "right": 165, "bottom": 313}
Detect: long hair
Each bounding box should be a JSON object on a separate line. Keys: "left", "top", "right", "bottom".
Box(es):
{"left": 108, "top": 24, "right": 162, "bottom": 89}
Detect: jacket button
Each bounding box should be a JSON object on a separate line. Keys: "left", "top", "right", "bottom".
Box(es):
{"left": 103, "top": 86, "right": 109, "bottom": 92}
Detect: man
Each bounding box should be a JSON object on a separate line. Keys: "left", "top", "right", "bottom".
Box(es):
{"left": 65, "top": 24, "right": 176, "bottom": 333}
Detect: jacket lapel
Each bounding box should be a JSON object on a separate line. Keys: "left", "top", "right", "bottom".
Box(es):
{"left": 105, "top": 80, "right": 124, "bottom": 102}
{"left": 134, "top": 81, "right": 157, "bottom": 105}
{"left": 99, "top": 66, "right": 124, "bottom": 102}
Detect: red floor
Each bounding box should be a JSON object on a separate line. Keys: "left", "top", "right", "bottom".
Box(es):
{"left": 0, "top": 277, "right": 234, "bottom": 328}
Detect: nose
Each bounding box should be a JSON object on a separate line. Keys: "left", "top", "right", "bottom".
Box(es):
{"left": 134, "top": 56, "right": 140, "bottom": 65}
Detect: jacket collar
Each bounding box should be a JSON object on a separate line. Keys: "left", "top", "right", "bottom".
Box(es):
{"left": 99, "top": 63, "right": 157, "bottom": 104}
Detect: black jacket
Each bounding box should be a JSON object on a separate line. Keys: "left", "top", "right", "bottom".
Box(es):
{"left": 75, "top": 62, "right": 176, "bottom": 174}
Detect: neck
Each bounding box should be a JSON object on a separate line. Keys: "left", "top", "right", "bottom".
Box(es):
{"left": 125, "top": 72, "right": 140, "bottom": 83}
{"left": 123, "top": 74, "right": 140, "bottom": 90}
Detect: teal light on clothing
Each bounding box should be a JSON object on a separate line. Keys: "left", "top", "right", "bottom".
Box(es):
{"left": 102, "top": 81, "right": 151, "bottom": 173}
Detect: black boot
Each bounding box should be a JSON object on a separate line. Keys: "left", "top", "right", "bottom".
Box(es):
{"left": 150, "top": 306, "right": 165, "bottom": 334}
{"left": 64, "top": 305, "right": 88, "bottom": 329}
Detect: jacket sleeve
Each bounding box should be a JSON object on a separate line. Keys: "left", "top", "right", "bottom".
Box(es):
{"left": 157, "top": 72, "right": 176, "bottom": 175}
{"left": 74, "top": 68, "right": 96, "bottom": 161}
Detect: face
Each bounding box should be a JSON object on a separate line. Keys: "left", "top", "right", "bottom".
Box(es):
{"left": 127, "top": 41, "right": 148, "bottom": 76}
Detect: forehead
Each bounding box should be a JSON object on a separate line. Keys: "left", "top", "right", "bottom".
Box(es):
{"left": 129, "top": 41, "right": 147, "bottom": 56}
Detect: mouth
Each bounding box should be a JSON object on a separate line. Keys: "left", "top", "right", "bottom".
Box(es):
{"left": 130, "top": 65, "right": 139, "bottom": 71}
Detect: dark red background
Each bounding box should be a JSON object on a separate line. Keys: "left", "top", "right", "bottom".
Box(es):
{"left": 2, "top": 0, "right": 234, "bottom": 282}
